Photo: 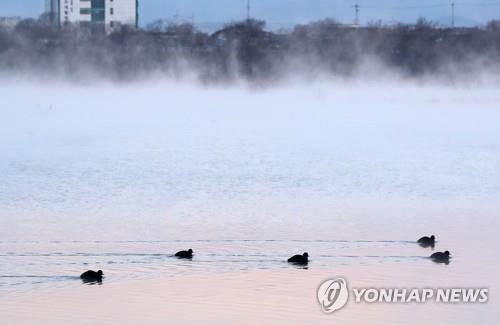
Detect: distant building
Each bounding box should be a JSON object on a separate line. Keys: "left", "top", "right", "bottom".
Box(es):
{"left": 46, "top": 0, "right": 138, "bottom": 31}
{"left": 45, "top": 0, "right": 59, "bottom": 26}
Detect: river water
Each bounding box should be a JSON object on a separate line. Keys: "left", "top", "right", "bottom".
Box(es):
{"left": 0, "top": 81, "right": 499, "bottom": 324}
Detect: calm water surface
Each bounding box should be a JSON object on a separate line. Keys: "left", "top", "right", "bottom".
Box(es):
{"left": 0, "top": 82, "right": 499, "bottom": 324}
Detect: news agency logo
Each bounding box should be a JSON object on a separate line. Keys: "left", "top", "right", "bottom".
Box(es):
{"left": 317, "top": 278, "right": 489, "bottom": 314}
{"left": 317, "top": 278, "right": 349, "bottom": 313}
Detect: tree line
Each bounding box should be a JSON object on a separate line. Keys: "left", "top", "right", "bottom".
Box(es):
{"left": 1, "top": 14, "right": 500, "bottom": 83}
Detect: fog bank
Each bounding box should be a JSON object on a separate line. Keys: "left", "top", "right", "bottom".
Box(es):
{"left": 1, "top": 17, "right": 500, "bottom": 85}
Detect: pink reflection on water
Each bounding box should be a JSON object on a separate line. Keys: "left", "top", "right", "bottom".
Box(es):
{"left": 2, "top": 264, "right": 498, "bottom": 325}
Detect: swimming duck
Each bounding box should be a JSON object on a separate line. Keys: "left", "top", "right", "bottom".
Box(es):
{"left": 80, "top": 270, "right": 103, "bottom": 282}
{"left": 175, "top": 249, "right": 193, "bottom": 259}
{"left": 430, "top": 251, "right": 450, "bottom": 262}
{"left": 417, "top": 235, "right": 436, "bottom": 247}
{"left": 287, "top": 252, "right": 309, "bottom": 265}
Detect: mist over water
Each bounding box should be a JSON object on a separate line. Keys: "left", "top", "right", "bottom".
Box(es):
{"left": 1, "top": 80, "right": 500, "bottom": 239}
{"left": 1, "top": 79, "right": 499, "bottom": 323}
{"left": 3, "top": 18, "right": 500, "bottom": 85}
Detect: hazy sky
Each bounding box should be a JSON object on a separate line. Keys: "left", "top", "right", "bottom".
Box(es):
{"left": 1, "top": 0, "right": 499, "bottom": 27}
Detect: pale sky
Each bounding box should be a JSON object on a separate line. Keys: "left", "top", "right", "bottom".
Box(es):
{"left": 1, "top": 0, "right": 499, "bottom": 28}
